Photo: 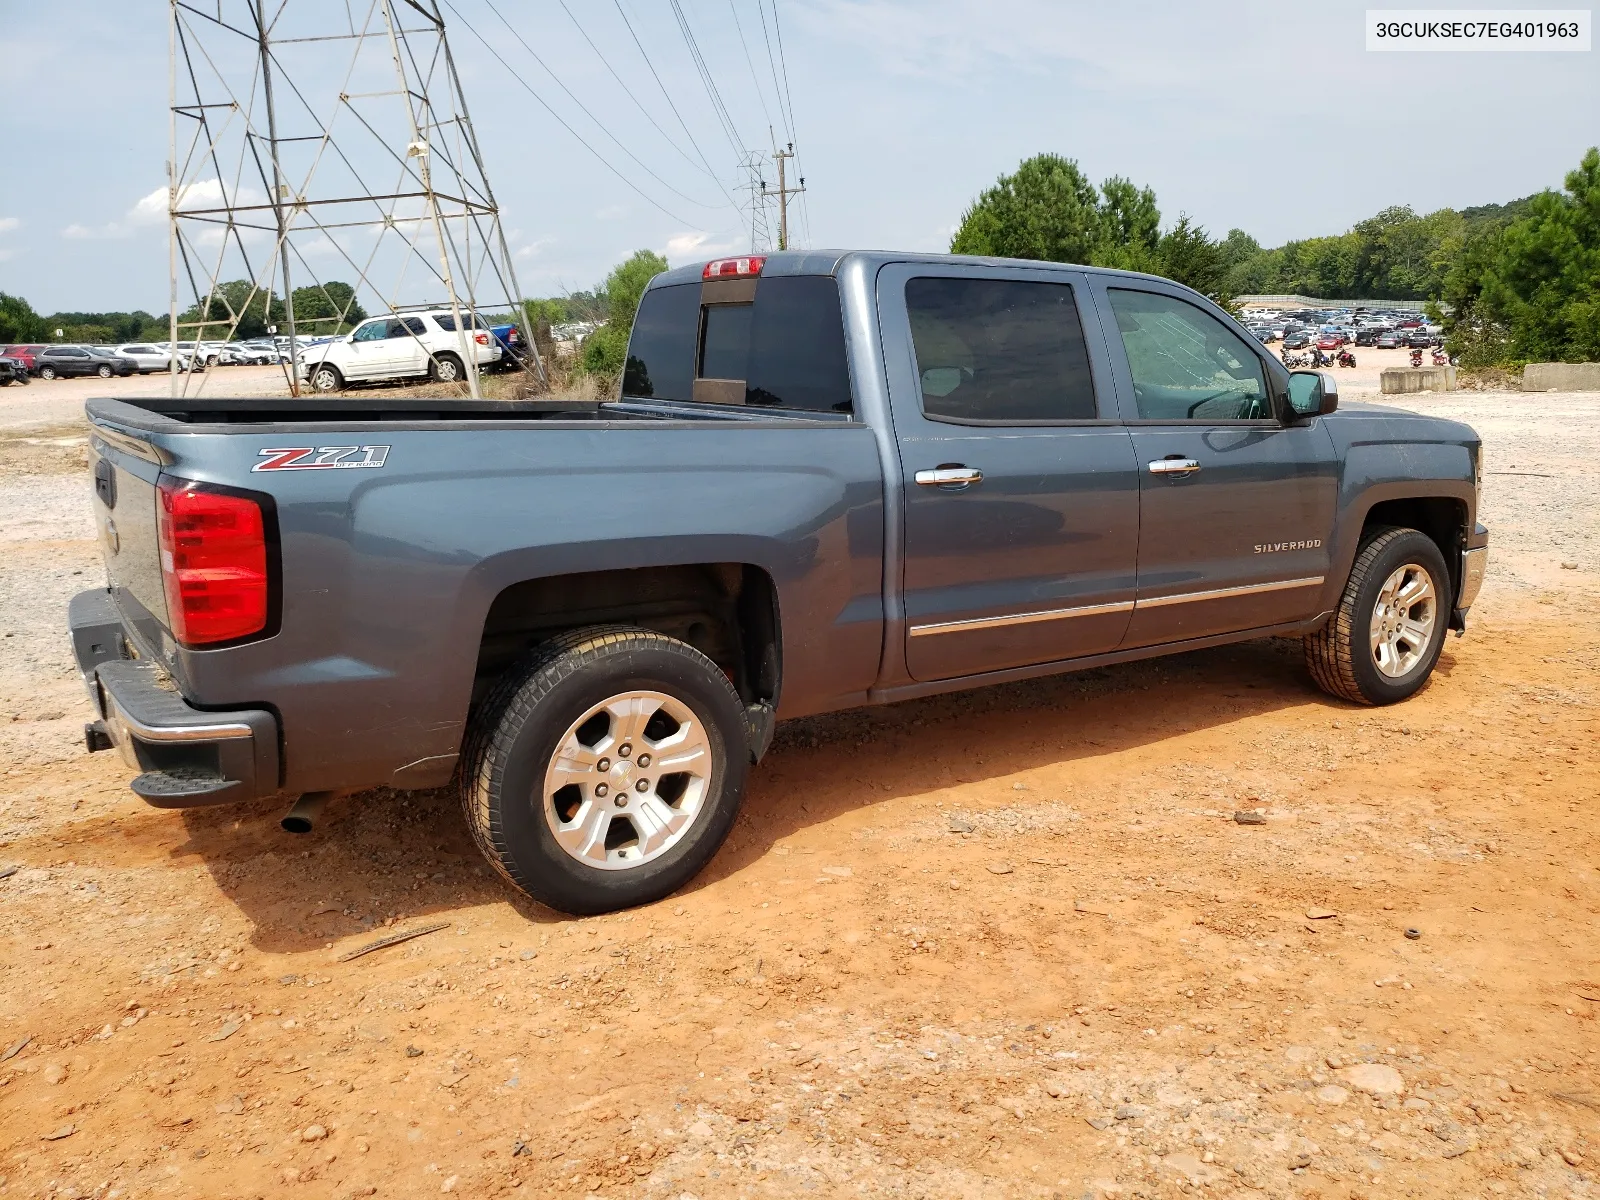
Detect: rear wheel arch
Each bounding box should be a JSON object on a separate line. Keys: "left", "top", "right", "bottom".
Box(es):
{"left": 469, "top": 562, "right": 783, "bottom": 758}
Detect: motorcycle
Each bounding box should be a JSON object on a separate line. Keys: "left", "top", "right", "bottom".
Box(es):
{"left": 1431, "top": 349, "right": 1449, "bottom": 366}
{"left": 1409, "top": 348, "right": 1424, "bottom": 368}
{"left": 1336, "top": 349, "right": 1356, "bottom": 368}
{"left": 1281, "top": 351, "right": 1310, "bottom": 369}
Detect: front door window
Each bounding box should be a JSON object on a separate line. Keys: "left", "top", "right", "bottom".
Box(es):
{"left": 1107, "top": 289, "right": 1271, "bottom": 421}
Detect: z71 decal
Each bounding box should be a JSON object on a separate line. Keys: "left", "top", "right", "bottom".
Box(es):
{"left": 252, "top": 445, "right": 391, "bottom": 472}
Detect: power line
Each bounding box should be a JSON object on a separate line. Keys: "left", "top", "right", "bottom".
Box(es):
{"left": 754, "top": 0, "right": 792, "bottom": 145}
{"left": 727, "top": 0, "right": 776, "bottom": 139}
{"left": 768, "top": 0, "right": 800, "bottom": 144}
{"left": 767, "top": 0, "right": 812, "bottom": 247}
{"left": 439, "top": 0, "right": 701, "bottom": 227}
{"left": 667, "top": 0, "right": 746, "bottom": 165}
{"left": 556, "top": 0, "right": 718, "bottom": 187}
{"left": 611, "top": 0, "right": 730, "bottom": 204}
{"left": 476, "top": 0, "right": 728, "bottom": 212}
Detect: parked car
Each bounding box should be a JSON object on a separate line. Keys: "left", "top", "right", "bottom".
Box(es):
{"left": 241, "top": 340, "right": 287, "bottom": 364}
{"left": 297, "top": 309, "right": 503, "bottom": 391}
{"left": 0, "top": 355, "right": 29, "bottom": 386}
{"left": 174, "top": 341, "right": 222, "bottom": 368}
{"left": 1315, "top": 333, "right": 1346, "bottom": 351}
{"left": 1405, "top": 330, "right": 1437, "bottom": 349}
{"left": 72, "top": 250, "right": 1489, "bottom": 915}
{"left": 34, "top": 345, "right": 136, "bottom": 379}
{"left": 1375, "top": 331, "right": 1407, "bottom": 349}
{"left": 490, "top": 322, "right": 533, "bottom": 367}
{"left": 1283, "top": 332, "right": 1313, "bottom": 349}
{"left": 114, "top": 344, "right": 193, "bottom": 374}
{"left": 1354, "top": 328, "right": 1387, "bottom": 347}
{"left": 1, "top": 345, "right": 45, "bottom": 374}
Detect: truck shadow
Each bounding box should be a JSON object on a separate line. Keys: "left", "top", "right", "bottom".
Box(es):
{"left": 176, "top": 637, "right": 1456, "bottom": 951}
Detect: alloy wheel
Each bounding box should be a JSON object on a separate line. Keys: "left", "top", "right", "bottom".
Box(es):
{"left": 1368, "top": 562, "right": 1437, "bottom": 678}
{"left": 541, "top": 690, "right": 714, "bottom": 871}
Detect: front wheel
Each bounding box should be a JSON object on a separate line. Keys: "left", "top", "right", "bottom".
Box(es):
{"left": 309, "top": 364, "right": 343, "bottom": 393}
{"left": 461, "top": 626, "right": 749, "bottom": 915}
{"left": 97, "top": 364, "right": 113, "bottom": 378}
{"left": 38, "top": 365, "right": 57, "bottom": 380}
{"left": 1304, "top": 526, "right": 1451, "bottom": 705}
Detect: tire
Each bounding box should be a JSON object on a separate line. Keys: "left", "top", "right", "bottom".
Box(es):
{"left": 309, "top": 365, "right": 343, "bottom": 393}
{"left": 97, "top": 364, "right": 113, "bottom": 378}
{"left": 1304, "top": 526, "right": 1451, "bottom": 705}
{"left": 38, "top": 365, "right": 56, "bottom": 380}
{"left": 461, "top": 626, "right": 749, "bottom": 915}
{"left": 429, "top": 352, "right": 464, "bottom": 384}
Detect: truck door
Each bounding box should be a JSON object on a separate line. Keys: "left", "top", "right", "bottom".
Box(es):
{"left": 878, "top": 264, "right": 1141, "bottom": 683}
{"left": 1088, "top": 280, "right": 1339, "bottom": 647}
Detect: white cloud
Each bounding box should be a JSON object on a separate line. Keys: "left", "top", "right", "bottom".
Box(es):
{"left": 62, "top": 179, "right": 265, "bottom": 240}
{"left": 0, "top": 249, "right": 14, "bottom": 263}
{"left": 665, "top": 231, "right": 742, "bottom": 261}
{"left": 0, "top": 217, "right": 19, "bottom": 235}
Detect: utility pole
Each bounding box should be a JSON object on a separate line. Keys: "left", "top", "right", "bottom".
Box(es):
{"left": 761, "top": 143, "right": 805, "bottom": 252}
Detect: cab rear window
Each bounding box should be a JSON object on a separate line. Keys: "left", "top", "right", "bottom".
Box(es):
{"left": 624, "top": 276, "right": 852, "bottom": 414}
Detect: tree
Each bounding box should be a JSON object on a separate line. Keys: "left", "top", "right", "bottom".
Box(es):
{"left": 1438, "top": 146, "right": 1600, "bottom": 366}
{"left": 578, "top": 250, "right": 669, "bottom": 378}
{"left": 1095, "top": 175, "right": 1161, "bottom": 271}
{"left": 950, "top": 154, "right": 1104, "bottom": 264}
{"left": 1157, "top": 215, "right": 1231, "bottom": 306}
{"left": 177, "top": 279, "right": 281, "bottom": 341}
{"left": 289, "top": 281, "right": 366, "bottom": 333}
{"left": 0, "top": 292, "right": 50, "bottom": 344}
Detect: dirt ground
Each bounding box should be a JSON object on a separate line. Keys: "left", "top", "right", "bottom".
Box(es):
{"left": 1, "top": 384, "right": 1597, "bottom": 1200}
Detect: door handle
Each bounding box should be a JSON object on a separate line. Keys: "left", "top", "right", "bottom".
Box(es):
{"left": 915, "top": 466, "right": 983, "bottom": 488}
{"left": 1147, "top": 457, "right": 1201, "bottom": 476}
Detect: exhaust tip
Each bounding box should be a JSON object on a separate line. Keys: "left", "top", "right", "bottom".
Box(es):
{"left": 281, "top": 790, "right": 335, "bottom": 835}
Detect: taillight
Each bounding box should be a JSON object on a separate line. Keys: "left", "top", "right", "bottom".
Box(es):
{"left": 702, "top": 256, "right": 765, "bottom": 280}
{"left": 157, "top": 479, "right": 272, "bottom": 646}
{"left": 474, "top": 332, "right": 490, "bottom": 345}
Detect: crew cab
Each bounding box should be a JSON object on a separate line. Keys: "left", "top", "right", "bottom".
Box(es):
{"left": 297, "top": 308, "right": 502, "bottom": 391}
{"left": 69, "top": 251, "right": 1488, "bottom": 915}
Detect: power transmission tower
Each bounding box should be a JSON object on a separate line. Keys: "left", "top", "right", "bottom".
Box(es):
{"left": 167, "top": 0, "right": 546, "bottom": 399}
{"left": 760, "top": 143, "right": 805, "bottom": 252}
{"left": 739, "top": 150, "right": 774, "bottom": 253}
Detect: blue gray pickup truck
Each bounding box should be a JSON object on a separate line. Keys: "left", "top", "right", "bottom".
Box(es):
{"left": 69, "top": 251, "right": 1488, "bottom": 914}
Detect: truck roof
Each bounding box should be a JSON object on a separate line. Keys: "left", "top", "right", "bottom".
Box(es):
{"left": 649, "top": 248, "right": 1190, "bottom": 292}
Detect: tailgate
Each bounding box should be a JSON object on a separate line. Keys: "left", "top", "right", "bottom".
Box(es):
{"left": 88, "top": 424, "right": 171, "bottom": 655}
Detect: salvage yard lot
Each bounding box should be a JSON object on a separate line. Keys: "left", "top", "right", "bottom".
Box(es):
{"left": 0, "top": 386, "right": 1597, "bottom": 1199}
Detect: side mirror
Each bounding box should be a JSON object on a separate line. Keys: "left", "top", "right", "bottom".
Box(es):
{"left": 1286, "top": 370, "right": 1338, "bottom": 419}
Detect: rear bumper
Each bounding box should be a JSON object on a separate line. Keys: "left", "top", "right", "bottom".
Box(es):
{"left": 69, "top": 588, "right": 280, "bottom": 808}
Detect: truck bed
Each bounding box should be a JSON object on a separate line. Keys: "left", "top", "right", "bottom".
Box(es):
{"left": 92, "top": 395, "right": 853, "bottom": 426}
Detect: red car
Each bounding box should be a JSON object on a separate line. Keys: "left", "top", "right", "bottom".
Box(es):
{"left": 1, "top": 345, "right": 43, "bottom": 374}
{"left": 1315, "top": 333, "right": 1345, "bottom": 351}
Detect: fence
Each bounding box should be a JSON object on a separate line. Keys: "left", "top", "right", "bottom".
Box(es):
{"left": 1236, "top": 295, "right": 1440, "bottom": 314}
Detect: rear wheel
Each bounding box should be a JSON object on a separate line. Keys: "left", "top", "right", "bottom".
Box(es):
{"left": 429, "top": 352, "right": 464, "bottom": 384}
{"left": 461, "top": 626, "right": 748, "bottom": 915}
{"left": 1304, "top": 526, "right": 1450, "bottom": 705}
{"left": 309, "top": 365, "right": 343, "bottom": 393}
{"left": 97, "top": 364, "right": 113, "bottom": 378}
{"left": 38, "top": 365, "right": 56, "bottom": 380}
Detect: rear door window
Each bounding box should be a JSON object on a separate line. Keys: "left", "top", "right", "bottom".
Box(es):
{"left": 905, "top": 277, "right": 1098, "bottom": 422}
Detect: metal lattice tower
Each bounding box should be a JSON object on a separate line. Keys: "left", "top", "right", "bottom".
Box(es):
{"left": 168, "top": 0, "right": 546, "bottom": 397}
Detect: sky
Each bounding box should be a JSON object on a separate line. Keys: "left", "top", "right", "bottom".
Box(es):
{"left": 0, "top": 0, "right": 1595, "bottom": 316}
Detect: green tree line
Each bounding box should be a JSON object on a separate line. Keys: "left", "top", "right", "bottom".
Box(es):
{"left": 0, "top": 280, "right": 367, "bottom": 346}
{"left": 951, "top": 148, "right": 1599, "bottom": 367}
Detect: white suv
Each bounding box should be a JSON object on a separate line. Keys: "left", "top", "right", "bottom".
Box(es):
{"left": 298, "top": 310, "right": 502, "bottom": 392}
